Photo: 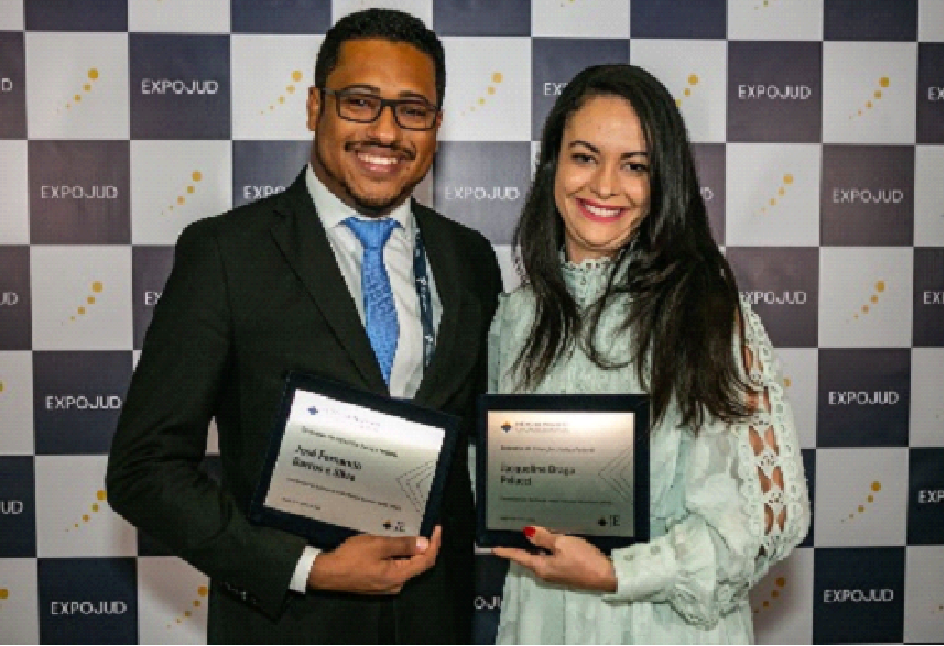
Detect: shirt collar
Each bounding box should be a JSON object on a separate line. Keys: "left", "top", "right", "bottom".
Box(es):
{"left": 304, "top": 163, "right": 413, "bottom": 235}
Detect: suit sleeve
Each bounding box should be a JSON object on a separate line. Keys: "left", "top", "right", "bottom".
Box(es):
{"left": 106, "top": 220, "right": 308, "bottom": 619}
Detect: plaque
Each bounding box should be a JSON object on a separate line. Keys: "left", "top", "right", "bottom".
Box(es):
{"left": 249, "top": 372, "right": 460, "bottom": 549}
{"left": 477, "top": 394, "right": 649, "bottom": 552}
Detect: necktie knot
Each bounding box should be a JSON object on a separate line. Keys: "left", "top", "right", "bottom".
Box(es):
{"left": 343, "top": 217, "right": 399, "bottom": 251}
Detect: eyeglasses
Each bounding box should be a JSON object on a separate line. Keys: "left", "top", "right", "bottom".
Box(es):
{"left": 320, "top": 88, "right": 440, "bottom": 131}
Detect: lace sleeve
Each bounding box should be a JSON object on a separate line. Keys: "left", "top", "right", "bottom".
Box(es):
{"left": 736, "top": 297, "right": 810, "bottom": 568}
{"left": 602, "top": 297, "right": 810, "bottom": 627}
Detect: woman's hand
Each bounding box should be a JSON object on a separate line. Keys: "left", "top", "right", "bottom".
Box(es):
{"left": 492, "top": 526, "right": 618, "bottom": 593}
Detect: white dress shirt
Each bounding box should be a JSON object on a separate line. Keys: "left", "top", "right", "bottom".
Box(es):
{"left": 290, "top": 164, "right": 443, "bottom": 592}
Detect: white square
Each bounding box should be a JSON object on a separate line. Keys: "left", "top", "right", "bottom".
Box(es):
{"left": 630, "top": 40, "right": 727, "bottom": 143}
{"left": 333, "top": 0, "right": 433, "bottom": 26}
{"left": 911, "top": 349, "right": 944, "bottom": 447}
{"left": 131, "top": 141, "right": 232, "bottom": 245}
{"left": 0, "top": 558, "right": 39, "bottom": 644}
{"left": 231, "top": 34, "right": 324, "bottom": 141}
{"left": 814, "top": 448, "right": 907, "bottom": 547}
{"left": 129, "top": 0, "right": 230, "bottom": 33}
{"left": 818, "top": 248, "right": 913, "bottom": 348}
{"left": 915, "top": 145, "right": 944, "bottom": 247}
{"left": 0, "top": 351, "right": 33, "bottom": 455}
{"left": 35, "top": 455, "right": 138, "bottom": 557}
{"left": 0, "top": 141, "right": 28, "bottom": 244}
{"left": 919, "top": 0, "right": 944, "bottom": 41}
{"left": 414, "top": 170, "right": 434, "bottom": 210}
{"left": 25, "top": 32, "right": 130, "bottom": 140}
{"left": 725, "top": 143, "right": 820, "bottom": 246}
{"left": 137, "top": 557, "right": 210, "bottom": 645}
{"left": 532, "top": 0, "right": 629, "bottom": 38}
{"left": 823, "top": 42, "right": 917, "bottom": 144}
{"left": 776, "top": 348, "right": 817, "bottom": 449}
{"left": 0, "top": 0, "right": 23, "bottom": 29}
{"left": 439, "top": 38, "right": 531, "bottom": 142}
{"left": 30, "top": 246, "right": 133, "bottom": 351}
{"left": 493, "top": 244, "right": 520, "bottom": 293}
{"left": 905, "top": 546, "right": 944, "bottom": 643}
{"left": 728, "top": 0, "right": 823, "bottom": 41}
{"left": 751, "top": 548, "right": 814, "bottom": 645}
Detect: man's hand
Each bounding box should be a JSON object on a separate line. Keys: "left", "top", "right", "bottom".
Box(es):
{"left": 307, "top": 526, "right": 442, "bottom": 594}
{"left": 492, "top": 526, "right": 617, "bottom": 593}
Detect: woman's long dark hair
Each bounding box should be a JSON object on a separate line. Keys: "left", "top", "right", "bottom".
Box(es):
{"left": 512, "top": 64, "right": 750, "bottom": 428}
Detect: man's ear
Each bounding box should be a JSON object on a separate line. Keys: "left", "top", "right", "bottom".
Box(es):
{"left": 306, "top": 86, "right": 322, "bottom": 132}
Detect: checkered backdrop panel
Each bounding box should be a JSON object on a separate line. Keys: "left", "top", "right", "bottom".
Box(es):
{"left": 1, "top": 0, "right": 943, "bottom": 644}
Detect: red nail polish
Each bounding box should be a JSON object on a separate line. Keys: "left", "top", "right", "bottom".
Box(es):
{"left": 523, "top": 526, "right": 536, "bottom": 538}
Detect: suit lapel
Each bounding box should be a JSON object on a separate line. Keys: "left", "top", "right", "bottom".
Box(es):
{"left": 269, "top": 174, "right": 387, "bottom": 394}
{"left": 413, "top": 203, "right": 480, "bottom": 409}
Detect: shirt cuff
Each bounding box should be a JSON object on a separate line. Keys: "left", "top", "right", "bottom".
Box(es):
{"left": 603, "top": 538, "right": 678, "bottom": 603}
{"left": 289, "top": 546, "right": 321, "bottom": 593}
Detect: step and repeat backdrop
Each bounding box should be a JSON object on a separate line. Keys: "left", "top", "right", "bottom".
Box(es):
{"left": 1, "top": 0, "right": 943, "bottom": 643}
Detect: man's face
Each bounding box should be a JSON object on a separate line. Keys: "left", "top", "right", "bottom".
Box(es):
{"left": 307, "top": 39, "right": 441, "bottom": 216}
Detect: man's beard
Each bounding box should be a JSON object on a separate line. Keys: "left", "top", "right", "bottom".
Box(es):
{"left": 314, "top": 139, "right": 418, "bottom": 216}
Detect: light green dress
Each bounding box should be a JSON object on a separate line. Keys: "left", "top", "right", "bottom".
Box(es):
{"left": 489, "top": 258, "right": 810, "bottom": 645}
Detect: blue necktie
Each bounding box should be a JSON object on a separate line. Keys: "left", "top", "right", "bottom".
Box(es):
{"left": 343, "top": 217, "right": 400, "bottom": 386}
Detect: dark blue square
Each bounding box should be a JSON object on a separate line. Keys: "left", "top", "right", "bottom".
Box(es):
{"left": 726, "top": 247, "right": 819, "bottom": 348}
{"left": 132, "top": 247, "right": 175, "bottom": 351}
{"left": 907, "top": 448, "right": 944, "bottom": 544}
{"left": 824, "top": 0, "right": 917, "bottom": 41}
{"left": 472, "top": 554, "right": 509, "bottom": 645}
{"left": 631, "top": 0, "right": 726, "bottom": 39}
{"left": 433, "top": 141, "right": 531, "bottom": 245}
{"left": 813, "top": 547, "right": 904, "bottom": 644}
{"left": 0, "top": 32, "right": 26, "bottom": 139}
{"left": 531, "top": 39, "right": 629, "bottom": 140}
{"left": 28, "top": 141, "right": 131, "bottom": 245}
{"left": 817, "top": 349, "right": 910, "bottom": 447}
{"left": 130, "top": 34, "right": 231, "bottom": 140}
{"left": 231, "top": 140, "right": 311, "bottom": 208}
{"left": 0, "top": 246, "right": 31, "bottom": 351}
{"left": 0, "top": 457, "right": 36, "bottom": 557}
{"left": 33, "top": 351, "right": 134, "bottom": 455}
{"left": 917, "top": 44, "right": 944, "bottom": 144}
{"left": 434, "top": 0, "right": 530, "bottom": 36}
{"left": 691, "top": 144, "right": 725, "bottom": 246}
{"left": 728, "top": 42, "right": 822, "bottom": 143}
{"left": 25, "top": 0, "right": 127, "bottom": 31}
{"left": 820, "top": 146, "right": 914, "bottom": 247}
{"left": 231, "top": 0, "right": 330, "bottom": 34}
{"left": 38, "top": 558, "right": 137, "bottom": 645}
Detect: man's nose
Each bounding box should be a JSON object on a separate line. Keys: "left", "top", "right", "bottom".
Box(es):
{"left": 365, "top": 104, "right": 400, "bottom": 143}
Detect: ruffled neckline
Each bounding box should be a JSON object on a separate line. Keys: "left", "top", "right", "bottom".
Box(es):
{"left": 560, "top": 253, "right": 617, "bottom": 306}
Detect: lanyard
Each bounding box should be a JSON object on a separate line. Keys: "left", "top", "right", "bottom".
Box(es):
{"left": 413, "top": 227, "right": 435, "bottom": 369}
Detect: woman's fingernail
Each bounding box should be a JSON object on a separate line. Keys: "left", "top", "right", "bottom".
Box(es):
{"left": 523, "top": 526, "right": 536, "bottom": 538}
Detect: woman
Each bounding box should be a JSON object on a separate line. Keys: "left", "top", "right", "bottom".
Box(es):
{"left": 488, "top": 64, "right": 810, "bottom": 644}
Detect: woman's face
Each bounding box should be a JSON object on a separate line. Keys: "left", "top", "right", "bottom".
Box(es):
{"left": 554, "top": 94, "right": 651, "bottom": 264}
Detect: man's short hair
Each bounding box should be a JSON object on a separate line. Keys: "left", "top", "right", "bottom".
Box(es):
{"left": 315, "top": 8, "right": 446, "bottom": 107}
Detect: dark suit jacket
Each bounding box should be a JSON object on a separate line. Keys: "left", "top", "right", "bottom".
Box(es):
{"left": 106, "top": 172, "right": 503, "bottom": 644}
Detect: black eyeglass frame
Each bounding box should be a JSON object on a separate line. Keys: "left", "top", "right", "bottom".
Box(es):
{"left": 319, "top": 87, "right": 441, "bottom": 131}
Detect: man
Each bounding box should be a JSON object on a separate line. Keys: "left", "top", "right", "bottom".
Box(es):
{"left": 107, "top": 9, "right": 502, "bottom": 644}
